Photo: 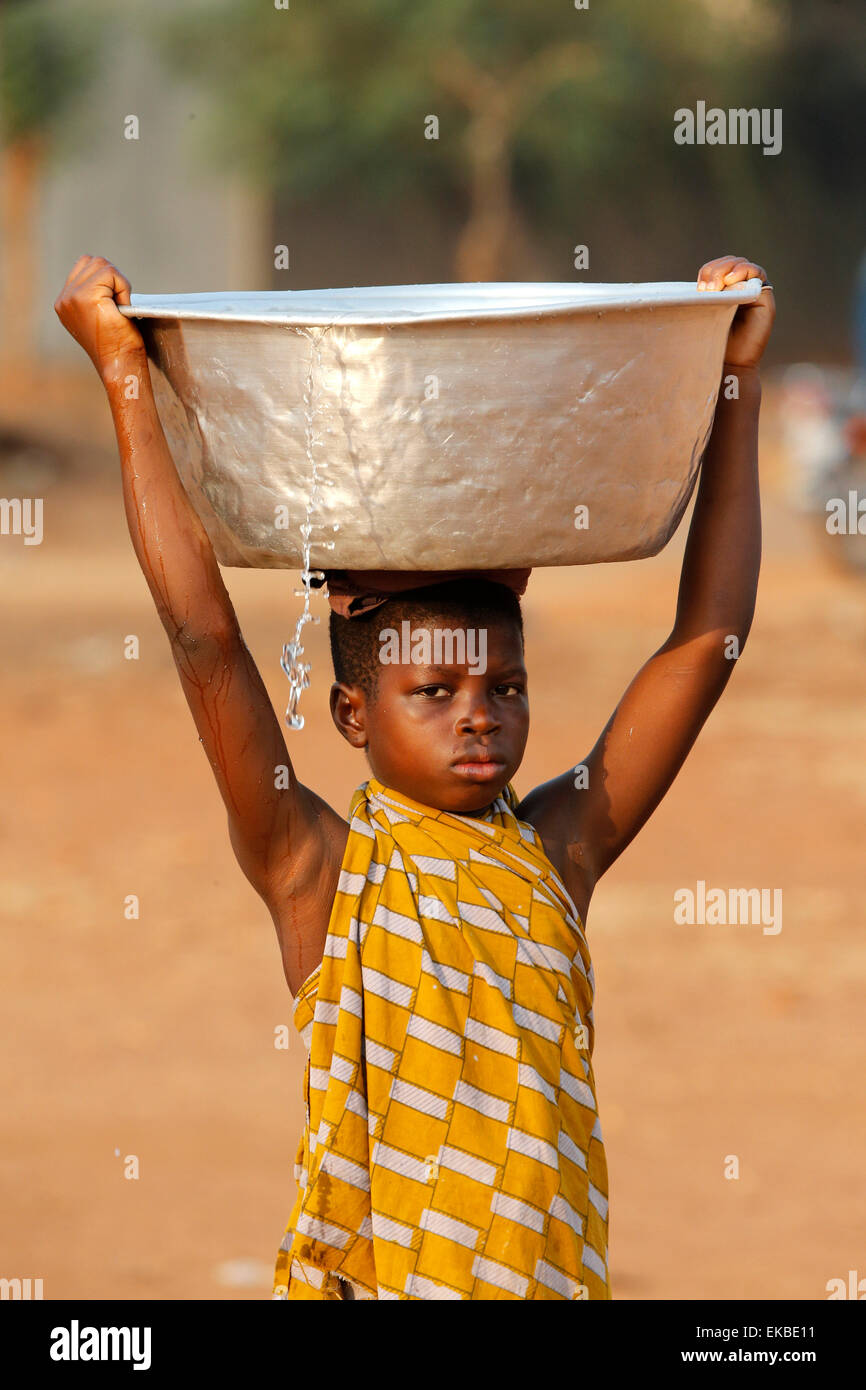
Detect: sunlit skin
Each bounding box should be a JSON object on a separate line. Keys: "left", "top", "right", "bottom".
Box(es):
{"left": 330, "top": 618, "right": 529, "bottom": 815}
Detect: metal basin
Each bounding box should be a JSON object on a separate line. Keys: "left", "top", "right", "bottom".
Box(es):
{"left": 120, "top": 280, "right": 762, "bottom": 570}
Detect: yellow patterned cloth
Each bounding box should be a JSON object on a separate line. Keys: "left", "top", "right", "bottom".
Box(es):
{"left": 272, "top": 776, "right": 610, "bottom": 1301}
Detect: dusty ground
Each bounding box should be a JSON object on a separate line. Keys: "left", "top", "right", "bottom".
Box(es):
{"left": 1, "top": 380, "right": 865, "bottom": 1300}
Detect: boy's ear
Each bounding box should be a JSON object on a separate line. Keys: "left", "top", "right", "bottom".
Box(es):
{"left": 329, "top": 681, "right": 368, "bottom": 748}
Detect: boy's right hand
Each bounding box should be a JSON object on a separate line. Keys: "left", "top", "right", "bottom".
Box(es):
{"left": 54, "top": 255, "right": 146, "bottom": 382}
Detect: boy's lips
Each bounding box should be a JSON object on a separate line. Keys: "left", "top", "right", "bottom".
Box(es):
{"left": 450, "top": 751, "right": 507, "bottom": 781}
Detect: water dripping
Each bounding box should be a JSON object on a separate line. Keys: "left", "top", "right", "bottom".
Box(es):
{"left": 280, "top": 325, "right": 336, "bottom": 731}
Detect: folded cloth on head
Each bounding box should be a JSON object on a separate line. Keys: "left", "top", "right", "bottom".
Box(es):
{"left": 314, "top": 568, "right": 531, "bottom": 619}
{"left": 272, "top": 776, "right": 610, "bottom": 1302}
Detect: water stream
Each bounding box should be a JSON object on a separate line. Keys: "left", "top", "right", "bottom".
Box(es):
{"left": 280, "top": 325, "right": 339, "bottom": 730}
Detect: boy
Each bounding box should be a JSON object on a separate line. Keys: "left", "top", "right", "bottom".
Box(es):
{"left": 55, "top": 254, "right": 774, "bottom": 1300}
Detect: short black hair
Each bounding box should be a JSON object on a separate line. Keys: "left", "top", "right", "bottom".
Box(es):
{"left": 329, "top": 578, "right": 524, "bottom": 696}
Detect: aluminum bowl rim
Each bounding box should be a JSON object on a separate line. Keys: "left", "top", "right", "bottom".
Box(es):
{"left": 118, "top": 277, "right": 764, "bottom": 327}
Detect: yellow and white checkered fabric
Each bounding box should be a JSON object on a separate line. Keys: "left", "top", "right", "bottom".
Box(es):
{"left": 272, "top": 776, "right": 610, "bottom": 1301}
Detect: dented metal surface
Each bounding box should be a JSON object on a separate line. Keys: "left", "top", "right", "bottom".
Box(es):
{"left": 120, "top": 279, "right": 762, "bottom": 570}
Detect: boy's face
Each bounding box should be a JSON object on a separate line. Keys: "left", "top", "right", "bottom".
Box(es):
{"left": 330, "top": 616, "right": 529, "bottom": 814}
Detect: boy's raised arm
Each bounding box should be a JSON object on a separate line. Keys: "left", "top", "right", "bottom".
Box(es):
{"left": 54, "top": 256, "right": 347, "bottom": 914}
{"left": 521, "top": 256, "right": 775, "bottom": 900}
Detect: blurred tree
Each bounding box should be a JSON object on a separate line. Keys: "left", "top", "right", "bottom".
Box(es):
{"left": 0, "top": 0, "right": 99, "bottom": 363}
{"left": 154, "top": 0, "right": 759, "bottom": 282}
{"left": 2, "top": 0, "right": 861, "bottom": 355}
{"left": 747, "top": 0, "right": 866, "bottom": 356}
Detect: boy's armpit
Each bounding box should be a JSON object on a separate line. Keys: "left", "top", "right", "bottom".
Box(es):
{"left": 229, "top": 780, "right": 349, "bottom": 909}
{"left": 518, "top": 635, "right": 733, "bottom": 896}
{"left": 262, "top": 785, "right": 350, "bottom": 997}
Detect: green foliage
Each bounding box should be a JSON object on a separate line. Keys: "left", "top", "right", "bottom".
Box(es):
{"left": 150, "top": 0, "right": 767, "bottom": 208}
{"left": 0, "top": 0, "right": 100, "bottom": 142}
{"left": 3, "top": 0, "right": 861, "bottom": 351}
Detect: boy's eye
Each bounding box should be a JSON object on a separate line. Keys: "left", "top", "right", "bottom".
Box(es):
{"left": 413, "top": 682, "right": 524, "bottom": 698}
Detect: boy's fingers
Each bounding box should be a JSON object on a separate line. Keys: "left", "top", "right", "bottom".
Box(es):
{"left": 697, "top": 255, "right": 739, "bottom": 290}
{"left": 65, "top": 256, "right": 99, "bottom": 290}
{"left": 97, "top": 262, "right": 132, "bottom": 305}
{"left": 84, "top": 260, "right": 132, "bottom": 305}
{"left": 720, "top": 267, "right": 755, "bottom": 288}
{"left": 698, "top": 256, "right": 767, "bottom": 291}
{"left": 700, "top": 254, "right": 737, "bottom": 271}
{"left": 114, "top": 273, "right": 132, "bottom": 306}
{"left": 722, "top": 262, "right": 767, "bottom": 285}
{"left": 66, "top": 255, "right": 114, "bottom": 295}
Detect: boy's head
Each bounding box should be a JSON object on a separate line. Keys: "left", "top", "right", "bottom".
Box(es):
{"left": 329, "top": 578, "right": 529, "bottom": 814}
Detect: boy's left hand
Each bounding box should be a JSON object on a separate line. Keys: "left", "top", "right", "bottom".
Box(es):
{"left": 697, "top": 255, "right": 775, "bottom": 371}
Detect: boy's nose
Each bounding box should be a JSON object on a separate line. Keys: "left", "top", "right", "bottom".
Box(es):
{"left": 455, "top": 697, "right": 500, "bottom": 734}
